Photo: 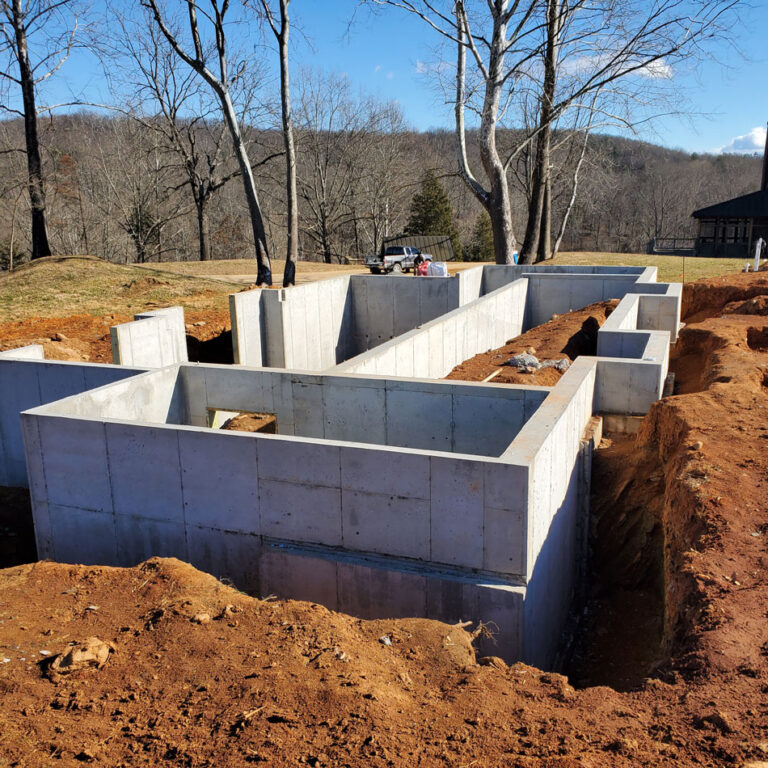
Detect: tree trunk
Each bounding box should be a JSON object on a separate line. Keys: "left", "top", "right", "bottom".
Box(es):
{"left": 455, "top": 3, "right": 516, "bottom": 265}
{"left": 537, "top": 173, "right": 551, "bottom": 261}
{"left": 196, "top": 194, "right": 211, "bottom": 261}
{"left": 219, "top": 88, "right": 272, "bottom": 284}
{"left": 519, "top": 133, "right": 547, "bottom": 264}
{"left": 276, "top": 0, "right": 298, "bottom": 287}
{"left": 12, "top": 0, "right": 51, "bottom": 260}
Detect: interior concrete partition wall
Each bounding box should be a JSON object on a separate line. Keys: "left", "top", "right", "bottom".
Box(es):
{"left": 229, "top": 264, "right": 676, "bottom": 376}
{"left": 0, "top": 356, "right": 146, "bottom": 487}
{"left": 110, "top": 306, "right": 188, "bottom": 368}
{"left": 593, "top": 289, "right": 676, "bottom": 415}
{"left": 229, "top": 271, "right": 486, "bottom": 369}
{"left": 20, "top": 360, "right": 601, "bottom": 665}
{"left": 0, "top": 344, "right": 45, "bottom": 360}
{"left": 334, "top": 278, "right": 528, "bottom": 378}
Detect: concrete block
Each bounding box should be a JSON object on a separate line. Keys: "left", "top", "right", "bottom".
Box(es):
{"left": 106, "top": 423, "right": 184, "bottom": 521}
{"left": 341, "top": 489, "right": 429, "bottom": 560}
{"left": 385, "top": 388, "right": 452, "bottom": 452}
{"left": 259, "top": 546, "right": 338, "bottom": 607}
{"left": 337, "top": 560, "right": 427, "bottom": 619}
{"left": 292, "top": 379, "right": 325, "bottom": 437}
{"left": 452, "top": 393, "right": 526, "bottom": 457}
{"left": 49, "top": 504, "right": 117, "bottom": 564}
{"left": 429, "top": 456, "right": 484, "bottom": 568}
{"left": 484, "top": 505, "right": 526, "bottom": 576}
{"left": 322, "top": 381, "right": 386, "bottom": 444}
{"left": 178, "top": 428, "right": 259, "bottom": 533}
{"left": 187, "top": 525, "right": 261, "bottom": 594}
{"left": 260, "top": 479, "right": 342, "bottom": 546}
{"left": 38, "top": 416, "right": 113, "bottom": 512}
{"left": 115, "top": 515, "right": 187, "bottom": 566}
{"left": 258, "top": 437, "right": 341, "bottom": 487}
{"left": 340, "top": 445, "right": 429, "bottom": 498}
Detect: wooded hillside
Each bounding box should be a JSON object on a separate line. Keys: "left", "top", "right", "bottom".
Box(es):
{"left": 0, "top": 114, "right": 760, "bottom": 266}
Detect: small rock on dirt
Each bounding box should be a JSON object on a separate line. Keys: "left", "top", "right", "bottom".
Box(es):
{"left": 192, "top": 613, "right": 211, "bottom": 624}
{"left": 49, "top": 637, "right": 115, "bottom": 677}
{"left": 540, "top": 358, "right": 571, "bottom": 371}
{"left": 478, "top": 655, "right": 508, "bottom": 671}
{"left": 505, "top": 353, "right": 540, "bottom": 369}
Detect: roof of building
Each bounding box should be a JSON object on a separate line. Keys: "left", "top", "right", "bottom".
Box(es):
{"left": 692, "top": 189, "right": 768, "bottom": 219}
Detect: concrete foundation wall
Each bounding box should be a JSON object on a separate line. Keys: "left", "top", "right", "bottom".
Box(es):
{"left": 0, "top": 359, "right": 144, "bottom": 487}
{"left": 229, "top": 288, "right": 268, "bottom": 367}
{"left": 594, "top": 291, "right": 673, "bottom": 415}
{"left": 0, "top": 344, "right": 45, "bottom": 360}
{"left": 504, "top": 358, "right": 597, "bottom": 668}
{"left": 184, "top": 366, "right": 548, "bottom": 457}
{"left": 335, "top": 278, "right": 528, "bottom": 378}
{"left": 21, "top": 372, "right": 539, "bottom": 580}
{"left": 111, "top": 306, "right": 188, "bottom": 368}
{"left": 253, "top": 543, "right": 526, "bottom": 661}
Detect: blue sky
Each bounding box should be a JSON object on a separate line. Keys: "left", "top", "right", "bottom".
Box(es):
{"left": 22, "top": 0, "right": 768, "bottom": 155}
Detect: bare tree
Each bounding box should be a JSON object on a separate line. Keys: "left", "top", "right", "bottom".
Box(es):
{"left": 0, "top": 0, "right": 78, "bottom": 259}
{"left": 259, "top": 0, "right": 298, "bottom": 286}
{"left": 142, "top": 0, "right": 274, "bottom": 283}
{"left": 103, "top": 10, "right": 263, "bottom": 262}
{"left": 295, "top": 70, "right": 370, "bottom": 263}
{"left": 371, "top": 0, "right": 741, "bottom": 265}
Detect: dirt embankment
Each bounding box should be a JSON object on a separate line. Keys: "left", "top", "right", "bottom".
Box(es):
{"left": 0, "top": 309, "right": 232, "bottom": 364}
{"left": 446, "top": 300, "right": 618, "bottom": 386}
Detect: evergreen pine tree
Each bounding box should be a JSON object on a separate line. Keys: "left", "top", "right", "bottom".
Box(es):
{"left": 467, "top": 210, "right": 494, "bottom": 261}
{"left": 404, "top": 169, "right": 462, "bottom": 259}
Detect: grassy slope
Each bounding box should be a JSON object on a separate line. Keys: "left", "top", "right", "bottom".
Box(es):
{"left": 154, "top": 253, "right": 744, "bottom": 286}
{"left": 0, "top": 252, "right": 745, "bottom": 324}
{"left": 0, "top": 257, "right": 239, "bottom": 323}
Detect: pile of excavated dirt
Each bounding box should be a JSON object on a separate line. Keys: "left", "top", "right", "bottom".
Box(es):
{"left": 0, "top": 309, "right": 231, "bottom": 364}
{"left": 446, "top": 300, "right": 618, "bottom": 385}
{"left": 4, "top": 274, "right": 768, "bottom": 765}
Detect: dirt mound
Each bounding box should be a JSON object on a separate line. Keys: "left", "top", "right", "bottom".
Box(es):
{"left": 682, "top": 268, "right": 768, "bottom": 322}
{"left": 723, "top": 295, "right": 768, "bottom": 316}
{"left": 0, "top": 309, "right": 231, "bottom": 364}
{"left": 446, "top": 299, "right": 618, "bottom": 385}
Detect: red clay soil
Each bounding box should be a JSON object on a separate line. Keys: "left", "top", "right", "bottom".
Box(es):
{"left": 0, "top": 309, "right": 231, "bottom": 364}
{"left": 4, "top": 276, "right": 768, "bottom": 765}
{"left": 446, "top": 300, "right": 618, "bottom": 386}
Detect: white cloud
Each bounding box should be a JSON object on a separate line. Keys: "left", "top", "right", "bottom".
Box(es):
{"left": 386, "top": 71, "right": 394, "bottom": 79}
{"left": 374, "top": 64, "right": 381, "bottom": 73}
{"left": 718, "top": 126, "right": 767, "bottom": 154}
{"left": 639, "top": 60, "right": 672, "bottom": 79}
{"left": 415, "top": 58, "right": 450, "bottom": 76}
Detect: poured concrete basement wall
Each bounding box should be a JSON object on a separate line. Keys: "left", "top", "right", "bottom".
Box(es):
{"left": 335, "top": 278, "right": 528, "bottom": 378}
{"left": 229, "top": 272, "right": 485, "bottom": 369}
{"left": 0, "top": 357, "right": 145, "bottom": 487}
{"left": 21, "top": 360, "right": 599, "bottom": 664}
{"left": 111, "top": 306, "right": 188, "bottom": 367}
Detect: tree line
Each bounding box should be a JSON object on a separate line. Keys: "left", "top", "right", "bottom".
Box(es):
{"left": 0, "top": 0, "right": 751, "bottom": 278}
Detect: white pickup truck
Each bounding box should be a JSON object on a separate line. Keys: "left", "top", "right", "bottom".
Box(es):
{"left": 364, "top": 245, "right": 431, "bottom": 274}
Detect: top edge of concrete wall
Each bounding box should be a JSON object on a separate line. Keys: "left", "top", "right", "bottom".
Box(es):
{"left": 0, "top": 344, "right": 45, "bottom": 360}
{"left": 111, "top": 306, "right": 188, "bottom": 368}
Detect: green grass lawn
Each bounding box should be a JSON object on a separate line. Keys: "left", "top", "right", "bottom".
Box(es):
{"left": 551, "top": 251, "right": 745, "bottom": 283}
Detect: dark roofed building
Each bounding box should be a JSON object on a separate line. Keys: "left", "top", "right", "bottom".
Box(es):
{"left": 691, "top": 125, "right": 768, "bottom": 258}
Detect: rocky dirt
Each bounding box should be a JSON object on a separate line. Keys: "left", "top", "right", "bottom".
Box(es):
{"left": 446, "top": 300, "right": 618, "bottom": 386}
{"left": 0, "top": 309, "right": 231, "bottom": 364}
{"left": 2, "top": 273, "right": 768, "bottom": 765}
